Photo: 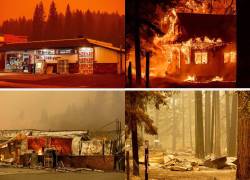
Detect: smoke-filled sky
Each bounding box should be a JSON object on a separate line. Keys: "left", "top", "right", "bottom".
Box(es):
{"left": 0, "top": 0, "right": 125, "bottom": 24}
{"left": 0, "top": 91, "right": 124, "bottom": 131}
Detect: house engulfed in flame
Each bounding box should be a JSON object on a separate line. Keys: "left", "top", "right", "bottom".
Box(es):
{"left": 154, "top": 8, "right": 236, "bottom": 82}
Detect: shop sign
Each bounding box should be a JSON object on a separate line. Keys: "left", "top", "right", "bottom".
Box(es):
{"left": 37, "top": 49, "right": 55, "bottom": 55}
{"left": 78, "top": 47, "right": 94, "bottom": 75}
{"left": 36, "top": 55, "right": 61, "bottom": 63}
{"left": 58, "top": 49, "right": 76, "bottom": 55}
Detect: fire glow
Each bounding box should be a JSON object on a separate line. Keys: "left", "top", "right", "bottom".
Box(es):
{"left": 184, "top": 75, "right": 196, "bottom": 82}
{"left": 38, "top": 149, "right": 43, "bottom": 156}
{"left": 133, "top": 1, "right": 237, "bottom": 84}
{"left": 211, "top": 76, "right": 224, "bottom": 82}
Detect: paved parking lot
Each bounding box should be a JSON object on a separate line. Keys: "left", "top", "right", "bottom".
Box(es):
{"left": 0, "top": 73, "right": 125, "bottom": 88}
{"left": 0, "top": 168, "right": 125, "bottom": 180}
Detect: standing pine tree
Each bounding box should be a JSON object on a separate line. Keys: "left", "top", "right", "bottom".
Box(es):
{"left": 32, "top": 1, "right": 45, "bottom": 40}
{"left": 84, "top": 10, "right": 94, "bottom": 38}
{"left": 205, "top": 91, "right": 211, "bottom": 155}
{"left": 75, "top": 10, "right": 84, "bottom": 38}
{"left": 237, "top": 92, "right": 250, "bottom": 179}
{"left": 46, "top": 1, "right": 59, "bottom": 39}
{"left": 195, "top": 91, "right": 205, "bottom": 159}
{"left": 64, "top": 4, "right": 73, "bottom": 38}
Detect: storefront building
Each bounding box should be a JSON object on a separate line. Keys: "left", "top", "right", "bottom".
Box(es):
{"left": 0, "top": 38, "right": 125, "bottom": 75}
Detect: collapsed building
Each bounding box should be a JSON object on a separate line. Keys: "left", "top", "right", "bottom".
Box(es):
{"left": 0, "top": 129, "right": 124, "bottom": 171}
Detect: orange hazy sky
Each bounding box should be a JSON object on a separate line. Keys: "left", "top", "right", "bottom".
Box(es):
{"left": 0, "top": 0, "right": 125, "bottom": 24}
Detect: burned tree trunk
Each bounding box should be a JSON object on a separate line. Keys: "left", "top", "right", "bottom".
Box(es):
{"left": 155, "top": 108, "right": 159, "bottom": 147}
{"left": 134, "top": 0, "right": 141, "bottom": 85}
{"left": 188, "top": 93, "right": 193, "bottom": 150}
{"left": 129, "top": 93, "right": 139, "bottom": 176}
{"left": 211, "top": 92, "right": 215, "bottom": 153}
{"left": 126, "top": 151, "right": 130, "bottom": 180}
{"left": 172, "top": 94, "right": 176, "bottom": 151}
{"left": 214, "top": 91, "right": 221, "bottom": 156}
{"left": 145, "top": 52, "right": 150, "bottom": 88}
{"left": 131, "top": 118, "right": 139, "bottom": 176}
{"left": 225, "top": 91, "right": 231, "bottom": 155}
{"left": 229, "top": 92, "right": 237, "bottom": 157}
{"left": 127, "top": 62, "right": 132, "bottom": 87}
{"left": 205, "top": 91, "right": 211, "bottom": 155}
{"left": 195, "top": 91, "right": 205, "bottom": 159}
{"left": 237, "top": 92, "right": 250, "bottom": 179}
{"left": 182, "top": 93, "right": 185, "bottom": 149}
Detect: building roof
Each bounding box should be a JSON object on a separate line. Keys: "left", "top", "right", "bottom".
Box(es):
{"left": 176, "top": 13, "right": 236, "bottom": 42}
{"left": 0, "top": 129, "right": 89, "bottom": 139}
{"left": 0, "top": 38, "right": 125, "bottom": 52}
{"left": 0, "top": 34, "right": 28, "bottom": 44}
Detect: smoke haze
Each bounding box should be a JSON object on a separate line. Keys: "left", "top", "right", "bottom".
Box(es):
{"left": 0, "top": 91, "right": 124, "bottom": 131}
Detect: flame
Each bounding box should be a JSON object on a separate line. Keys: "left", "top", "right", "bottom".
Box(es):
{"left": 0, "top": 154, "right": 4, "bottom": 161}
{"left": 211, "top": 76, "right": 223, "bottom": 82}
{"left": 158, "top": 9, "right": 179, "bottom": 43}
{"left": 38, "top": 149, "right": 43, "bottom": 155}
{"left": 184, "top": 0, "right": 209, "bottom": 14}
{"left": 184, "top": 75, "right": 196, "bottom": 82}
{"left": 178, "top": 0, "right": 236, "bottom": 15}
{"left": 128, "top": 2, "right": 236, "bottom": 82}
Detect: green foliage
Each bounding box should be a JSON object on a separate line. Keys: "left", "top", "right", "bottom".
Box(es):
{"left": 125, "top": 91, "right": 174, "bottom": 136}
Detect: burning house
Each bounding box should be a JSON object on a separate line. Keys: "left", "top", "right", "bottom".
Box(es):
{"left": 0, "top": 38, "right": 125, "bottom": 75}
{"left": 154, "top": 9, "right": 236, "bottom": 82}
{"left": 0, "top": 129, "right": 124, "bottom": 171}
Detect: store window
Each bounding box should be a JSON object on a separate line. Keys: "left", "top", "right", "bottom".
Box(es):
{"left": 224, "top": 51, "right": 236, "bottom": 63}
{"left": 5, "top": 53, "right": 30, "bottom": 72}
{"left": 195, "top": 52, "right": 208, "bottom": 64}
{"left": 6, "top": 53, "right": 23, "bottom": 70}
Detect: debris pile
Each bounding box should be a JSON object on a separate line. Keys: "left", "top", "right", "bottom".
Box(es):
{"left": 204, "top": 156, "right": 237, "bottom": 170}
{"left": 162, "top": 154, "right": 237, "bottom": 171}
{"left": 140, "top": 149, "right": 237, "bottom": 172}
{"left": 162, "top": 154, "right": 199, "bottom": 171}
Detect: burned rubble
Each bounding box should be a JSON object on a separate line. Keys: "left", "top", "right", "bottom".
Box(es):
{"left": 138, "top": 148, "right": 236, "bottom": 173}
{"left": 0, "top": 129, "right": 125, "bottom": 172}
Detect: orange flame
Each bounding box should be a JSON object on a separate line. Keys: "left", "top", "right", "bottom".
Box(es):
{"left": 38, "top": 149, "right": 43, "bottom": 155}
{"left": 211, "top": 76, "right": 223, "bottom": 82}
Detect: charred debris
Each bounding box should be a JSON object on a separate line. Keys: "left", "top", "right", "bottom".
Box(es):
{"left": 0, "top": 128, "right": 125, "bottom": 172}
